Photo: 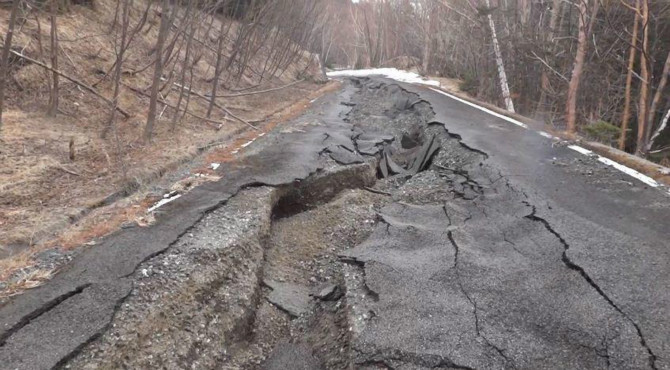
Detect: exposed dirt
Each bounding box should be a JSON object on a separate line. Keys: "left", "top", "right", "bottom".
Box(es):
{"left": 3, "top": 69, "right": 668, "bottom": 369}
{"left": 0, "top": 0, "right": 327, "bottom": 289}
{"left": 45, "top": 77, "right": 445, "bottom": 369}
{"left": 1, "top": 77, "right": 343, "bottom": 297}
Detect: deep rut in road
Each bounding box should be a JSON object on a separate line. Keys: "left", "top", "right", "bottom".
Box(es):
{"left": 45, "top": 78, "right": 661, "bottom": 369}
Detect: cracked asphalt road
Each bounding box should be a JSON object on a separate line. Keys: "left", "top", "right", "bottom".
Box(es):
{"left": 342, "top": 78, "right": 669, "bottom": 370}
{"left": 0, "top": 77, "right": 668, "bottom": 369}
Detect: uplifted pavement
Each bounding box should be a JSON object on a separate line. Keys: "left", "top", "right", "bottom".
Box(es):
{"left": 340, "top": 78, "right": 669, "bottom": 369}
{"left": 0, "top": 82, "right": 379, "bottom": 369}
{"left": 1, "top": 77, "right": 669, "bottom": 370}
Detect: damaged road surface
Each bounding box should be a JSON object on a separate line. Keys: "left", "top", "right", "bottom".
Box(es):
{"left": 1, "top": 78, "right": 669, "bottom": 370}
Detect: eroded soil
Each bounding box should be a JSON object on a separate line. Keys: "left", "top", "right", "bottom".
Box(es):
{"left": 2, "top": 78, "right": 668, "bottom": 369}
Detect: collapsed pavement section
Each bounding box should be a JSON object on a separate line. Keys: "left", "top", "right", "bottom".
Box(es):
{"left": 1, "top": 77, "right": 668, "bottom": 369}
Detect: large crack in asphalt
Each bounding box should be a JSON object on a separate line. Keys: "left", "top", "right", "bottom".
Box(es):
{"left": 523, "top": 203, "right": 659, "bottom": 370}
{"left": 0, "top": 283, "right": 91, "bottom": 347}
{"left": 445, "top": 206, "right": 515, "bottom": 368}
{"left": 0, "top": 82, "right": 384, "bottom": 369}
{"left": 2, "top": 77, "right": 665, "bottom": 369}
{"left": 339, "top": 77, "right": 663, "bottom": 369}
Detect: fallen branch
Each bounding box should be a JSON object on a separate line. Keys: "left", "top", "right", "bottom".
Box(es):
{"left": 165, "top": 79, "right": 259, "bottom": 130}
{"left": 649, "top": 145, "right": 670, "bottom": 154}
{"left": 55, "top": 164, "right": 81, "bottom": 176}
{"left": 364, "top": 186, "right": 392, "bottom": 196}
{"left": 10, "top": 50, "right": 131, "bottom": 118}
{"left": 210, "top": 79, "right": 304, "bottom": 98}
{"left": 121, "top": 81, "right": 224, "bottom": 130}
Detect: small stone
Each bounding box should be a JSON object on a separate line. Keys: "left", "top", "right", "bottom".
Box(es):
{"left": 312, "top": 283, "right": 343, "bottom": 301}
{"left": 120, "top": 221, "right": 137, "bottom": 229}
{"left": 264, "top": 279, "right": 312, "bottom": 317}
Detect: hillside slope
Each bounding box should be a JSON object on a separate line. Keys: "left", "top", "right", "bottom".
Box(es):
{"left": 0, "top": 0, "right": 326, "bottom": 292}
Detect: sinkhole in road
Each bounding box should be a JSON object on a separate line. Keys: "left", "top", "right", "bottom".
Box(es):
{"left": 229, "top": 80, "right": 490, "bottom": 368}
{"left": 224, "top": 162, "right": 389, "bottom": 368}
{"left": 62, "top": 78, "right": 492, "bottom": 369}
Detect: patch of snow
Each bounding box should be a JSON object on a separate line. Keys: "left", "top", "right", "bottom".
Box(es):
{"left": 567, "top": 145, "right": 594, "bottom": 156}
{"left": 597, "top": 157, "right": 660, "bottom": 188}
{"left": 328, "top": 68, "right": 441, "bottom": 87}
{"left": 329, "top": 69, "right": 668, "bottom": 194}
{"left": 148, "top": 193, "right": 182, "bottom": 213}
{"left": 210, "top": 163, "right": 220, "bottom": 170}
{"left": 429, "top": 88, "right": 528, "bottom": 128}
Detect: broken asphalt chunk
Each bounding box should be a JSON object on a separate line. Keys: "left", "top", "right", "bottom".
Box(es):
{"left": 263, "top": 279, "right": 312, "bottom": 317}
{"left": 311, "top": 283, "right": 343, "bottom": 301}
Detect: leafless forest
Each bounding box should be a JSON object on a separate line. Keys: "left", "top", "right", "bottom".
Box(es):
{"left": 312, "top": 0, "right": 670, "bottom": 162}
{"left": 1, "top": 0, "right": 669, "bottom": 259}
{"left": 0, "top": 0, "right": 328, "bottom": 140}
{"left": 2, "top": 0, "right": 669, "bottom": 158}
{"left": 0, "top": 0, "right": 334, "bottom": 259}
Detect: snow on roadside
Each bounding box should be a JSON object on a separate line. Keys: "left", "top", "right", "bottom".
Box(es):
{"left": 148, "top": 192, "right": 183, "bottom": 213}
{"left": 330, "top": 68, "right": 667, "bottom": 193}
{"left": 328, "top": 68, "right": 440, "bottom": 87}
{"left": 568, "top": 145, "right": 662, "bottom": 188}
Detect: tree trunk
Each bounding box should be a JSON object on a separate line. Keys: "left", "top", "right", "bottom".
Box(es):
{"left": 648, "top": 108, "right": 670, "bottom": 151}
{"left": 565, "top": 0, "right": 597, "bottom": 134}
{"left": 485, "top": 0, "right": 515, "bottom": 112}
{"left": 645, "top": 50, "right": 670, "bottom": 150}
{"left": 536, "top": 0, "right": 562, "bottom": 117}
{"left": 0, "top": 0, "right": 21, "bottom": 131}
{"left": 207, "top": 18, "right": 227, "bottom": 118}
{"left": 421, "top": 2, "right": 432, "bottom": 74}
{"left": 49, "top": 0, "right": 60, "bottom": 116}
{"left": 635, "top": 0, "right": 650, "bottom": 156}
{"left": 172, "top": 3, "right": 197, "bottom": 130}
{"left": 102, "top": 0, "right": 131, "bottom": 139}
{"left": 619, "top": 0, "right": 640, "bottom": 150}
{"left": 144, "top": 0, "right": 171, "bottom": 142}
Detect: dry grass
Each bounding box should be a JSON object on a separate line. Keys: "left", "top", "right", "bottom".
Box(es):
{"left": 0, "top": 80, "right": 338, "bottom": 298}
{"left": 0, "top": 0, "right": 331, "bottom": 296}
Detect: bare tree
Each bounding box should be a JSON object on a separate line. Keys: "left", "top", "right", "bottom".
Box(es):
{"left": 144, "top": 0, "right": 172, "bottom": 141}
{"left": 0, "top": 0, "right": 21, "bottom": 131}
{"left": 484, "top": 0, "right": 514, "bottom": 112}
{"left": 536, "top": 0, "right": 562, "bottom": 117}
{"left": 619, "top": 0, "right": 640, "bottom": 150}
{"left": 207, "top": 11, "right": 228, "bottom": 118}
{"left": 48, "top": 0, "right": 59, "bottom": 116}
{"left": 102, "top": 0, "right": 132, "bottom": 139}
{"left": 649, "top": 108, "right": 670, "bottom": 151}
{"left": 635, "top": 0, "right": 650, "bottom": 155}
{"left": 565, "top": 0, "right": 598, "bottom": 134}
{"left": 645, "top": 50, "right": 670, "bottom": 152}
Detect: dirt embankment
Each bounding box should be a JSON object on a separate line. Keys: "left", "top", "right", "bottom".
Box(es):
{"left": 0, "top": 0, "right": 328, "bottom": 295}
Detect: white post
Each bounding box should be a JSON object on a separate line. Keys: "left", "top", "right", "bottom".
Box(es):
{"left": 485, "top": 0, "right": 515, "bottom": 112}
